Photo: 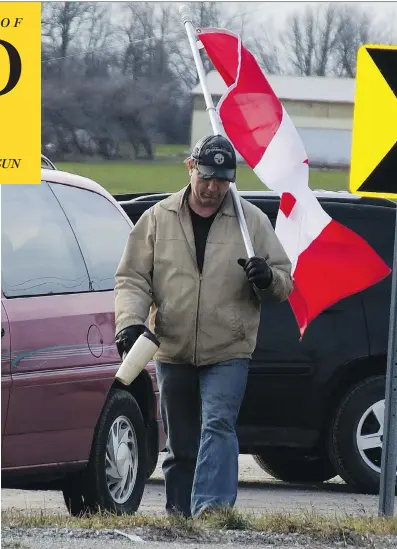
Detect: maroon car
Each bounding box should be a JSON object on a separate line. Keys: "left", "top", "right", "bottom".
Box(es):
{"left": 1, "top": 166, "right": 165, "bottom": 516}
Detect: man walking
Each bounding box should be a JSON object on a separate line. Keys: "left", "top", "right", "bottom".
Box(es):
{"left": 114, "top": 134, "right": 292, "bottom": 518}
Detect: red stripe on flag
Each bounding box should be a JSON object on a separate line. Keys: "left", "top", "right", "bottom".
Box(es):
{"left": 199, "top": 30, "right": 282, "bottom": 168}
{"left": 197, "top": 29, "right": 239, "bottom": 87}
{"left": 291, "top": 219, "right": 391, "bottom": 336}
{"left": 280, "top": 193, "right": 296, "bottom": 218}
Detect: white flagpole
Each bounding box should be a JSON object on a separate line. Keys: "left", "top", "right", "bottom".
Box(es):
{"left": 179, "top": 4, "right": 255, "bottom": 258}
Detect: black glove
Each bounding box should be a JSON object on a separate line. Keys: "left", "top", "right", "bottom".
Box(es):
{"left": 238, "top": 256, "right": 273, "bottom": 290}
{"left": 115, "top": 324, "right": 146, "bottom": 359}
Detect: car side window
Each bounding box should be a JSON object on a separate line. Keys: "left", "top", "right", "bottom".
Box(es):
{"left": 1, "top": 183, "right": 90, "bottom": 298}
{"left": 49, "top": 183, "right": 131, "bottom": 291}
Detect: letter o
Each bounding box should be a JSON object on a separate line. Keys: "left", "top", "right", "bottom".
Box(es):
{"left": 0, "top": 40, "right": 22, "bottom": 95}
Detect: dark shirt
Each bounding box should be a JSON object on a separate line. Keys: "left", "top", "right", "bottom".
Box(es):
{"left": 189, "top": 206, "right": 217, "bottom": 273}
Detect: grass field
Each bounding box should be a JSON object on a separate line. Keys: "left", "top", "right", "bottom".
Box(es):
{"left": 56, "top": 160, "right": 349, "bottom": 195}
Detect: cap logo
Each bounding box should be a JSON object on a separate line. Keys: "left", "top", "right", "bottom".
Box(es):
{"left": 214, "top": 153, "right": 225, "bottom": 165}
{"left": 204, "top": 146, "right": 233, "bottom": 159}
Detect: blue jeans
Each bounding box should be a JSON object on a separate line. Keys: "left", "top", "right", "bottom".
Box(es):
{"left": 155, "top": 359, "right": 249, "bottom": 517}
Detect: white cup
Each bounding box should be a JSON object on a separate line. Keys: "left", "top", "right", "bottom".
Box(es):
{"left": 115, "top": 331, "right": 160, "bottom": 385}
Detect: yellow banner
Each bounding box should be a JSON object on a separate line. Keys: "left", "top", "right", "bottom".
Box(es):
{"left": 0, "top": 2, "right": 41, "bottom": 184}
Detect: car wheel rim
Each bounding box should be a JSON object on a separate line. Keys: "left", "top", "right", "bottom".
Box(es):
{"left": 105, "top": 415, "right": 138, "bottom": 504}
{"left": 355, "top": 399, "right": 394, "bottom": 475}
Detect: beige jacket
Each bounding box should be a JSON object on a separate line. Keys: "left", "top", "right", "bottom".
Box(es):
{"left": 115, "top": 186, "right": 292, "bottom": 366}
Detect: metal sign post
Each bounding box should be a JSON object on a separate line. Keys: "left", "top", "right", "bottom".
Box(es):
{"left": 378, "top": 207, "right": 397, "bottom": 517}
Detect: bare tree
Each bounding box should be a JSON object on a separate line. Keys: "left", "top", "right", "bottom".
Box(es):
{"left": 282, "top": 3, "right": 342, "bottom": 76}
{"left": 41, "top": 1, "right": 115, "bottom": 82}
{"left": 166, "top": 2, "right": 255, "bottom": 90}
{"left": 280, "top": 3, "right": 388, "bottom": 78}
{"left": 248, "top": 19, "right": 282, "bottom": 75}
{"left": 42, "top": 2, "right": 93, "bottom": 58}
{"left": 41, "top": 2, "right": 193, "bottom": 157}
{"left": 115, "top": 2, "right": 175, "bottom": 80}
{"left": 334, "top": 5, "right": 385, "bottom": 77}
{"left": 82, "top": 3, "right": 115, "bottom": 77}
{"left": 42, "top": 79, "right": 88, "bottom": 157}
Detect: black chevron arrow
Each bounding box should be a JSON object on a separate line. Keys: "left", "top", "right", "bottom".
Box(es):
{"left": 357, "top": 140, "right": 397, "bottom": 194}
{"left": 367, "top": 48, "right": 397, "bottom": 98}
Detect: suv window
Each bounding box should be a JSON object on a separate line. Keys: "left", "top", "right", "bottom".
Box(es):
{"left": 49, "top": 183, "right": 131, "bottom": 291}
{"left": 1, "top": 183, "right": 90, "bottom": 298}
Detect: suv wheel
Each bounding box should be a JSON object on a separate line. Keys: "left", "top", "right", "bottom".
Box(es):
{"left": 328, "top": 375, "right": 396, "bottom": 494}
{"left": 146, "top": 422, "right": 159, "bottom": 478}
{"left": 63, "top": 389, "right": 147, "bottom": 515}
{"left": 253, "top": 450, "right": 336, "bottom": 483}
{"left": 146, "top": 448, "right": 158, "bottom": 479}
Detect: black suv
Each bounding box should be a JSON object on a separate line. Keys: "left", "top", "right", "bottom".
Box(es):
{"left": 116, "top": 189, "right": 395, "bottom": 495}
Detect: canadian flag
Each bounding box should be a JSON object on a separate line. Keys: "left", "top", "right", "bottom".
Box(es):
{"left": 199, "top": 28, "right": 391, "bottom": 336}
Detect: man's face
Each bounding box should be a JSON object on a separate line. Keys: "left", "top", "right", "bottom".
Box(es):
{"left": 188, "top": 159, "right": 230, "bottom": 208}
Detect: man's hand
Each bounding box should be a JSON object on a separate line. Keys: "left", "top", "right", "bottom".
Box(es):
{"left": 238, "top": 256, "right": 273, "bottom": 290}
{"left": 115, "top": 324, "right": 146, "bottom": 359}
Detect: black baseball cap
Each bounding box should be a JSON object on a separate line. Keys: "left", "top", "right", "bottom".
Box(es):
{"left": 191, "top": 134, "right": 237, "bottom": 182}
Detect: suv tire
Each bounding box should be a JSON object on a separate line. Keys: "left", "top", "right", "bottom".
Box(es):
{"left": 328, "top": 375, "right": 396, "bottom": 494}
{"left": 253, "top": 450, "right": 336, "bottom": 482}
{"left": 146, "top": 422, "right": 159, "bottom": 478}
{"left": 63, "top": 389, "right": 147, "bottom": 515}
{"left": 146, "top": 449, "right": 158, "bottom": 479}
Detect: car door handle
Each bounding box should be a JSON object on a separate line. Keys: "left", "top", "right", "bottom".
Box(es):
{"left": 1, "top": 328, "right": 5, "bottom": 338}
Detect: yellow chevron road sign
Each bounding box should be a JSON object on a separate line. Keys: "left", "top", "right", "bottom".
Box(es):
{"left": 349, "top": 44, "right": 397, "bottom": 199}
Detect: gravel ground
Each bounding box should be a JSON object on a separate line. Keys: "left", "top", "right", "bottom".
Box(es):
{"left": 2, "top": 455, "right": 396, "bottom": 548}
{"left": 2, "top": 525, "right": 397, "bottom": 549}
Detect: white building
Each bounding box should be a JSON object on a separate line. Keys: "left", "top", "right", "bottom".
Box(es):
{"left": 191, "top": 71, "right": 356, "bottom": 167}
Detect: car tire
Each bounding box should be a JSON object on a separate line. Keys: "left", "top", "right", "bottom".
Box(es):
{"left": 328, "top": 375, "right": 395, "bottom": 494}
{"left": 146, "top": 449, "right": 158, "bottom": 479}
{"left": 146, "top": 423, "right": 159, "bottom": 479}
{"left": 253, "top": 450, "right": 336, "bottom": 483}
{"left": 62, "top": 470, "right": 95, "bottom": 517}
{"left": 64, "top": 389, "right": 147, "bottom": 516}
